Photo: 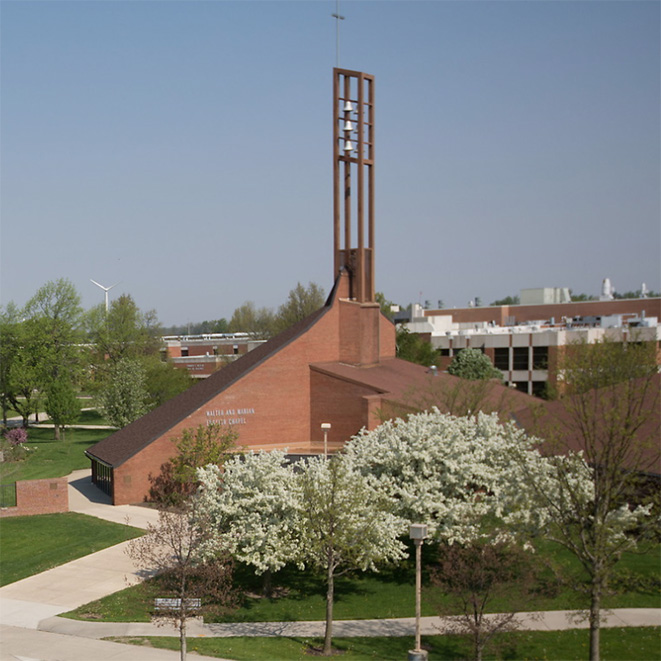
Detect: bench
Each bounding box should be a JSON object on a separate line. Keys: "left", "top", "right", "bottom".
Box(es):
{"left": 154, "top": 598, "right": 201, "bottom": 612}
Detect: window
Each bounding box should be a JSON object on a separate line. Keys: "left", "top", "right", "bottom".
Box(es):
{"left": 494, "top": 348, "right": 509, "bottom": 370}
{"left": 181, "top": 348, "right": 189, "bottom": 357}
{"left": 532, "top": 346, "right": 548, "bottom": 370}
{"left": 531, "top": 381, "right": 547, "bottom": 398}
{"left": 513, "top": 381, "right": 528, "bottom": 393}
{"left": 512, "top": 347, "right": 529, "bottom": 371}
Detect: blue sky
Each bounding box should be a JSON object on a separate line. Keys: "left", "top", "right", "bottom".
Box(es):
{"left": 2, "top": 1, "right": 659, "bottom": 325}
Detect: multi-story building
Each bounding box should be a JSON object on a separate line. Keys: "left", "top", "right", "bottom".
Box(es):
{"left": 162, "top": 333, "right": 267, "bottom": 378}
{"left": 400, "top": 295, "right": 661, "bottom": 396}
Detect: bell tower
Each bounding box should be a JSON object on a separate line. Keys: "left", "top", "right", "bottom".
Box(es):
{"left": 333, "top": 68, "right": 375, "bottom": 303}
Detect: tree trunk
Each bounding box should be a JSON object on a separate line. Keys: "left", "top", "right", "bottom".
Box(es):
{"left": 262, "top": 568, "right": 273, "bottom": 598}
{"left": 473, "top": 600, "right": 482, "bottom": 661}
{"left": 589, "top": 576, "right": 602, "bottom": 661}
{"left": 179, "top": 613, "right": 187, "bottom": 661}
{"left": 54, "top": 424, "right": 61, "bottom": 441}
{"left": 323, "top": 562, "right": 334, "bottom": 655}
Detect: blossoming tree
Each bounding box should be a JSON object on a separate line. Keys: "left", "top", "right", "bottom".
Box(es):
{"left": 295, "top": 455, "right": 406, "bottom": 655}
{"left": 196, "top": 450, "right": 300, "bottom": 595}
{"left": 197, "top": 451, "right": 406, "bottom": 656}
{"left": 343, "top": 409, "right": 544, "bottom": 543}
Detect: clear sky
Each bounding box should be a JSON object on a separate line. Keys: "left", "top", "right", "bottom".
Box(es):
{"left": 2, "top": 0, "right": 659, "bottom": 325}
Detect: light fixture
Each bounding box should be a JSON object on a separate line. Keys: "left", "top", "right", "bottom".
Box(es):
{"left": 343, "top": 120, "right": 354, "bottom": 132}
{"left": 321, "top": 423, "right": 331, "bottom": 457}
{"left": 409, "top": 524, "right": 429, "bottom": 660}
{"left": 343, "top": 140, "right": 354, "bottom": 153}
{"left": 343, "top": 100, "right": 354, "bottom": 112}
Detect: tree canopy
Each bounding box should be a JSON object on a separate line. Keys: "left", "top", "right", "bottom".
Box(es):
{"left": 521, "top": 337, "right": 659, "bottom": 661}
{"left": 447, "top": 348, "right": 502, "bottom": 381}
{"left": 197, "top": 451, "right": 300, "bottom": 580}
{"left": 395, "top": 326, "right": 438, "bottom": 367}
{"left": 273, "top": 282, "right": 325, "bottom": 334}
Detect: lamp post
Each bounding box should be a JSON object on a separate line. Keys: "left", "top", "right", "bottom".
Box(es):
{"left": 321, "top": 423, "right": 331, "bottom": 457}
{"left": 408, "top": 523, "right": 428, "bottom": 661}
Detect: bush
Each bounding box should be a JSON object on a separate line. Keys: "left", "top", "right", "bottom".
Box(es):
{"left": 148, "top": 424, "right": 237, "bottom": 506}
{"left": 1, "top": 427, "right": 32, "bottom": 462}
{"left": 4, "top": 428, "right": 28, "bottom": 446}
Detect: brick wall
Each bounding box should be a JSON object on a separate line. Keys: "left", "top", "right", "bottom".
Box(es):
{"left": 0, "top": 477, "right": 69, "bottom": 518}
{"left": 310, "top": 369, "right": 380, "bottom": 445}
{"left": 110, "top": 271, "right": 399, "bottom": 505}
{"left": 113, "top": 300, "right": 347, "bottom": 504}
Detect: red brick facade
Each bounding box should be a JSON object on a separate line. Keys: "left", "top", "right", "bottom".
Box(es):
{"left": 0, "top": 477, "right": 69, "bottom": 518}
{"left": 93, "top": 271, "right": 412, "bottom": 505}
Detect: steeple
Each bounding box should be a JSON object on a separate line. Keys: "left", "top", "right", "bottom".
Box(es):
{"left": 333, "top": 68, "right": 375, "bottom": 303}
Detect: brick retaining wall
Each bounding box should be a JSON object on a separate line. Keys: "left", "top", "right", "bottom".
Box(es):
{"left": 0, "top": 477, "right": 69, "bottom": 518}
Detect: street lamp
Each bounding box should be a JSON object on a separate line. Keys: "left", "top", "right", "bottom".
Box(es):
{"left": 321, "top": 422, "right": 331, "bottom": 457}
{"left": 408, "top": 523, "right": 428, "bottom": 661}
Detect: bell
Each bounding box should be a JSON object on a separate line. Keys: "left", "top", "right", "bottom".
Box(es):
{"left": 343, "top": 101, "right": 354, "bottom": 112}
{"left": 343, "top": 140, "right": 354, "bottom": 153}
{"left": 343, "top": 120, "right": 354, "bottom": 132}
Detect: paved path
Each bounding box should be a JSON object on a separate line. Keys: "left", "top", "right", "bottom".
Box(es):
{"left": 1, "top": 469, "right": 659, "bottom": 660}
{"left": 67, "top": 468, "right": 162, "bottom": 529}
{"left": 0, "top": 470, "right": 225, "bottom": 660}
{"left": 36, "top": 608, "right": 661, "bottom": 640}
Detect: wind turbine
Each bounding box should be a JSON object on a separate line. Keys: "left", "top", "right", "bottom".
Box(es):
{"left": 90, "top": 279, "right": 119, "bottom": 312}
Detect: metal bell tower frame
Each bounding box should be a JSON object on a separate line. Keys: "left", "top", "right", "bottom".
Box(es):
{"left": 333, "top": 68, "right": 375, "bottom": 303}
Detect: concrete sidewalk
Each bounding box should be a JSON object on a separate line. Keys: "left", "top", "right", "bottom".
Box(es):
{"left": 67, "top": 468, "right": 161, "bottom": 529}
{"left": 0, "top": 539, "right": 150, "bottom": 629}
{"left": 0, "top": 470, "right": 162, "bottom": 631}
{"left": 0, "top": 624, "right": 225, "bottom": 661}
{"left": 37, "top": 608, "right": 661, "bottom": 640}
{"left": 0, "top": 470, "right": 227, "bottom": 660}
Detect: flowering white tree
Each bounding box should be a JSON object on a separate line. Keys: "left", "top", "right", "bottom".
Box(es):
{"left": 344, "top": 409, "right": 546, "bottom": 544}
{"left": 198, "top": 450, "right": 405, "bottom": 655}
{"left": 196, "top": 450, "right": 300, "bottom": 595}
{"left": 295, "top": 455, "right": 406, "bottom": 655}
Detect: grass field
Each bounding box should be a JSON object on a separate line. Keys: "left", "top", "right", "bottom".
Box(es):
{"left": 0, "top": 512, "right": 143, "bottom": 586}
{"left": 64, "top": 540, "right": 660, "bottom": 624}
{"left": 106, "top": 627, "right": 661, "bottom": 660}
{"left": 0, "top": 427, "right": 110, "bottom": 487}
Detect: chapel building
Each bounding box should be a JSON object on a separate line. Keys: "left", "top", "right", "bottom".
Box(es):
{"left": 86, "top": 69, "right": 540, "bottom": 505}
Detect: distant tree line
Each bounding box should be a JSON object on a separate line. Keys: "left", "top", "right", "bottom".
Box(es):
{"left": 0, "top": 280, "right": 329, "bottom": 432}
{"left": 0, "top": 279, "right": 193, "bottom": 433}
{"left": 162, "top": 282, "right": 326, "bottom": 341}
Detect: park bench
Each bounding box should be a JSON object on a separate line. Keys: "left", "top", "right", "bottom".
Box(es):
{"left": 153, "top": 597, "right": 201, "bottom": 612}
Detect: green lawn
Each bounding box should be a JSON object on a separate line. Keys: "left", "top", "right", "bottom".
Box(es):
{"left": 0, "top": 512, "right": 143, "bottom": 586}
{"left": 106, "top": 627, "right": 661, "bottom": 660}
{"left": 71, "top": 408, "right": 112, "bottom": 426}
{"left": 0, "top": 427, "right": 109, "bottom": 486}
{"left": 63, "top": 541, "right": 660, "bottom": 624}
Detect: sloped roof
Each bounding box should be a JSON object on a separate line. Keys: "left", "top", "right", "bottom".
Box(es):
{"left": 514, "top": 373, "right": 661, "bottom": 475}
{"left": 87, "top": 300, "right": 333, "bottom": 468}
{"left": 311, "top": 359, "right": 541, "bottom": 417}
